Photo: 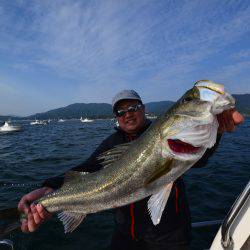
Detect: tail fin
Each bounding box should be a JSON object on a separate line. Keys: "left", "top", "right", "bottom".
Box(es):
{"left": 0, "top": 208, "right": 21, "bottom": 238}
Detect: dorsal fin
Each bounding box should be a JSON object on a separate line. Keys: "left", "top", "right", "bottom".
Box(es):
{"left": 97, "top": 142, "right": 132, "bottom": 168}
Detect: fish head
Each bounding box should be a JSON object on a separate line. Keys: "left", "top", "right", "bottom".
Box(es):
{"left": 194, "top": 79, "right": 235, "bottom": 114}
{"left": 160, "top": 80, "right": 235, "bottom": 162}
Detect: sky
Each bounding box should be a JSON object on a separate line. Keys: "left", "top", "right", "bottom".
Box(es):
{"left": 0, "top": 0, "right": 249, "bottom": 116}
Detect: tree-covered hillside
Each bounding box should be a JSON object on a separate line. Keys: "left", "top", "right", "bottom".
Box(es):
{"left": 1, "top": 94, "right": 249, "bottom": 121}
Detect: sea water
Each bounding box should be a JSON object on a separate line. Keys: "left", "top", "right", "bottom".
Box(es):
{"left": 0, "top": 118, "right": 249, "bottom": 250}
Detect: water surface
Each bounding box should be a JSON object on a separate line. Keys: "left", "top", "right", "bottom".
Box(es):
{"left": 0, "top": 118, "right": 249, "bottom": 249}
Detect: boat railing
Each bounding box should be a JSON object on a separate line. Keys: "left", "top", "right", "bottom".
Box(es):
{"left": 191, "top": 180, "right": 250, "bottom": 249}
{"left": 220, "top": 180, "right": 250, "bottom": 249}
{"left": 191, "top": 220, "right": 222, "bottom": 228}
{"left": 0, "top": 239, "right": 13, "bottom": 250}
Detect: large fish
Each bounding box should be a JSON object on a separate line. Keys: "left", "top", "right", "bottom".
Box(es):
{"left": 0, "top": 80, "right": 235, "bottom": 235}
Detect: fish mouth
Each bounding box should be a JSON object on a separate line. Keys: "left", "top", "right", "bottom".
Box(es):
{"left": 195, "top": 80, "right": 225, "bottom": 95}
{"left": 167, "top": 139, "right": 202, "bottom": 154}
{"left": 195, "top": 80, "right": 235, "bottom": 114}
{"left": 165, "top": 118, "right": 218, "bottom": 161}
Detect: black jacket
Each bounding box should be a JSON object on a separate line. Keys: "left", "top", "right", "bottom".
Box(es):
{"left": 43, "top": 120, "right": 221, "bottom": 245}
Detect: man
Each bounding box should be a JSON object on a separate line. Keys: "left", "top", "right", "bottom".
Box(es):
{"left": 18, "top": 90, "right": 244, "bottom": 249}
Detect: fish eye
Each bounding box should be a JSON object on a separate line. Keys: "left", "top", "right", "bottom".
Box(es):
{"left": 182, "top": 96, "right": 193, "bottom": 103}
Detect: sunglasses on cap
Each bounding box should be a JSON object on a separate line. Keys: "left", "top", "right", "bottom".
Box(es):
{"left": 114, "top": 104, "right": 144, "bottom": 117}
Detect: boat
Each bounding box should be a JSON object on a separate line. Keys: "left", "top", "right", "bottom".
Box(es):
{"left": 58, "top": 119, "right": 65, "bottom": 122}
{"left": 80, "top": 117, "right": 94, "bottom": 123}
{"left": 0, "top": 121, "right": 22, "bottom": 132}
{"left": 145, "top": 113, "right": 157, "bottom": 119}
{"left": 0, "top": 239, "right": 13, "bottom": 249}
{"left": 30, "top": 119, "right": 47, "bottom": 125}
{"left": 209, "top": 180, "right": 250, "bottom": 249}
{"left": 192, "top": 180, "right": 250, "bottom": 249}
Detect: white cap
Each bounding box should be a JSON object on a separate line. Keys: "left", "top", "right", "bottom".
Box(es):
{"left": 112, "top": 90, "right": 142, "bottom": 111}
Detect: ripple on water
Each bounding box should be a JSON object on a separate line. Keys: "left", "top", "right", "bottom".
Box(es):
{"left": 0, "top": 119, "right": 249, "bottom": 250}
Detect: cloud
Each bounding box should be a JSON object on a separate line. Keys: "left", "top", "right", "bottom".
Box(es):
{"left": 0, "top": 0, "right": 249, "bottom": 114}
{"left": 231, "top": 50, "right": 250, "bottom": 60}
{"left": 1, "top": 1, "right": 248, "bottom": 76}
{"left": 207, "top": 60, "right": 250, "bottom": 93}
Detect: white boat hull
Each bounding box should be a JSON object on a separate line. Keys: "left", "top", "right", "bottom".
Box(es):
{"left": 210, "top": 181, "right": 250, "bottom": 249}
{"left": 0, "top": 122, "right": 22, "bottom": 132}
{"left": 80, "top": 118, "right": 93, "bottom": 123}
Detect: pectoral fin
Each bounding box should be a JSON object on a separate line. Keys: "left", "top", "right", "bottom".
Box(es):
{"left": 58, "top": 212, "right": 86, "bottom": 233}
{"left": 147, "top": 182, "right": 173, "bottom": 225}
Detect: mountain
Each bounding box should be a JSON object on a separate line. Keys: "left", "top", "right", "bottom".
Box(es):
{"left": 1, "top": 94, "right": 249, "bottom": 121}
{"left": 0, "top": 115, "right": 21, "bottom": 122}
{"left": 25, "top": 101, "right": 175, "bottom": 120}
{"left": 23, "top": 94, "right": 250, "bottom": 119}
{"left": 26, "top": 103, "right": 113, "bottom": 120}
{"left": 146, "top": 95, "right": 250, "bottom": 116}
{"left": 145, "top": 101, "right": 174, "bottom": 115}
{"left": 0, "top": 115, "right": 11, "bottom": 120}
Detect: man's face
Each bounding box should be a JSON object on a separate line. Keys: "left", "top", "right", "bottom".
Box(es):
{"left": 115, "top": 99, "right": 146, "bottom": 134}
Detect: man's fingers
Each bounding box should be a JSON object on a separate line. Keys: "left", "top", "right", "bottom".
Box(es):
{"left": 18, "top": 197, "right": 31, "bottom": 214}
{"left": 18, "top": 192, "right": 39, "bottom": 213}
{"left": 36, "top": 204, "right": 52, "bottom": 220}
{"left": 217, "top": 109, "right": 244, "bottom": 133}
{"left": 217, "top": 113, "right": 226, "bottom": 133}
{"left": 18, "top": 187, "right": 54, "bottom": 233}
{"left": 31, "top": 204, "right": 43, "bottom": 225}
{"left": 225, "top": 110, "right": 235, "bottom": 132}
{"left": 18, "top": 187, "right": 53, "bottom": 214}
{"left": 21, "top": 219, "right": 29, "bottom": 233}
{"left": 21, "top": 205, "right": 47, "bottom": 233}
{"left": 232, "top": 110, "right": 244, "bottom": 125}
{"left": 27, "top": 212, "right": 38, "bottom": 232}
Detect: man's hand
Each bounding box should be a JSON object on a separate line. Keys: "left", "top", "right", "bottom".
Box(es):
{"left": 18, "top": 187, "right": 53, "bottom": 233}
{"left": 217, "top": 109, "right": 244, "bottom": 133}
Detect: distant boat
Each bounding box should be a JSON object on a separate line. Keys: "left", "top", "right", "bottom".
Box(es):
{"left": 30, "top": 119, "right": 47, "bottom": 125}
{"left": 111, "top": 119, "right": 119, "bottom": 127}
{"left": 58, "top": 119, "right": 65, "bottom": 122}
{"left": 0, "top": 121, "right": 22, "bottom": 132}
{"left": 145, "top": 113, "right": 157, "bottom": 119}
{"left": 80, "top": 117, "right": 94, "bottom": 123}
